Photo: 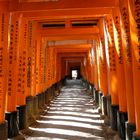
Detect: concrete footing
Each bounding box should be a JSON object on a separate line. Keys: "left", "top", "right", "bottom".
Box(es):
{"left": 5, "top": 111, "right": 19, "bottom": 138}
{"left": 26, "top": 96, "right": 35, "bottom": 126}
{"left": 33, "top": 96, "right": 39, "bottom": 116}
{"left": 95, "top": 90, "right": 99, "bottom": 104}
{"left": 125, "top": 122, "right": 136, "bottom": 140}
{"left": 102, "top": 96, "right": 108, "bottom": 115}
{"left": 117, "top": 111, "right": 128, "bottom": 140}
{"left": 45, "top": 89, "right": 50, "bottom": 105}
{"left": 0, "top": 121, "right": 8, "bottom": 140}
{"left": 110, "top": 105, "right": 119, "bottom": 131}
{"left": 107, "top": 95, "right": 111, "bottom": 119}
{"left": 17, "top": 105, "right": 27, "bottom": 130}
{"left": 37, "top": 93, "right": 43, "bottom": 109}
{"left": 99, "top": 92, "right": 103, "bottom": 109}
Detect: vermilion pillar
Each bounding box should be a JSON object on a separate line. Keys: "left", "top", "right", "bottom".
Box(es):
{"left": 93, "top": 40, "right": 99, "bottom": 91}
{"left": 0, "top": 12, "right": 9, "bottom": 140}
{"left": 26, "top": 21, "right": 39, "bottom": 126}
{"left": 16, "top": 17, "right": 28, "bottom": 130}
{"left": 98, "top": 18, "right": 108, "bottom": 97}
{"left": 16, "top": 17, "right": 28, "bottom": 106}
{"left": 90, "top": 47, "right": 95, "bottom": 85}
{"left": 96, "top": 39, "right": 102, "bottom": 92}
{"left": 36, "top": 36, "right": 41, "bottom": 94}
{"left": 119, "top": 0, "right": 136, "bottom": 139}
{"left": 113, "top": 8, "right": 128, "bottom": 139}
{"left": 46, "top": 46, "right": 52, "bottom": 88}
{"left": 97, "top": 19, "right": 109, "bottom": 115}
{"left": 52, "top": 48, "right": 56, "bottom": 84}
{"left": 5, "top": 13, "right": 20, "bottom": 138}
{"left": 106, "top": 15, "right": 119, "bottom": 130}
{"left": 40, "top": 38, "right": 45, "bottom": 91}
{"left": 26, "top": 21, "right": 33, "bottom": 97}
{"left": 30, "top": 22, "right": 37, "bottom": 97}
{"left": 0, "top": 12, "right": 8, "bottom": 123}
{"left": 128, "top": 0, "right": 140, "bottom": 139}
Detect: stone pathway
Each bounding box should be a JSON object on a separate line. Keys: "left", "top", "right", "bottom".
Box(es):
{"left": 24, "top": 80, "right": 120, "bottom": 140}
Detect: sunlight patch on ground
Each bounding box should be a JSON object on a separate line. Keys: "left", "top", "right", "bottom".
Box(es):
{"left": 36, "top": 120, "right": 103, "bottom": 130}
{"left": 49, "top": 101, "right": 93, "bottom": 105}
{"left": 56, "top": 97, "right": 90, "bottom": 100}
{"left": 26, "top": 137, "right": 67, "bottom": 140}
{"left": 49, "top": 106, "right": 86, "bottom": 111}
{"left": 40, "top": 115, "right": 104, "bottom": 123}
{"left": 50, "top": 104, "right": 87, "bottom": 107}
{"left": 47, "top": 110, "right": 101, "bottom": 118}
{"left": 28, "top": 127, "right": 103, "bottom": 139}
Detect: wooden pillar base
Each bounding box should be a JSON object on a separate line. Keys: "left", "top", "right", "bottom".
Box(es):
{"left": 88, "top": 83, "right": 93, "bottom": 95}
{"left": 52, "top": 85, "right": 55, "bottom": 99}
{"left": 33, "top": 96, "right": 39, "bottom": 117}
{"left": 102, "top": 96, "right": 108, "bottom": 115}
{"left": 26, "top": 96, "right": 35, "bottom": 126}
{"left": 110, "top": 105, "right": 119, "bottom": 130}
{"left": 82, "top": 79, "right": 86, "bottom": 87}
{"left": 91, "top": 85, "right": 95, "bottom": 99}
{"left": 48, "top": 88, "right": 52, "bottom": 103}
{"left": 0, "top": 121, "right": 8, "bottom": 140}
{"left": 107, "top": 95, "right": 111, "bottom": 119}
{"left": 5, "top": 111, "right": 19, "bottom": 138}
{"left": 51, "top": 86, "right": 55, "bottom": 100}
{"left": 117, "top": 111, "right": 128, "bottom": 140}
{"left": 93, "top": 87, "right": 96, "bottom": 100}
{"left": 45, "top": 89, "right": 50, "bottom": 105}
{"left": 99, "top": 92, "right": 103, "bottom": 110}
{"left": 125, "top": 122, "right": 136, "bottom": 140}
{"left": 37, "top": 92, "right": 46, "bottom": 112}
{"left": 42, "top": 92, "right": 46, "bottom": 106}
{"left": 37, "top": 93, "right": 42, "bottom": 109}
{"left": 16, "top": 105, "right": 27, "bottom": 130}
{"left": 133, "top": 132, "right": 140, "bottom": 140}
{"left": 95, "top": 90, "right": 99, "bottom": 104}
{"left": 88, "top": 82, "right": 91, "bottom": 91}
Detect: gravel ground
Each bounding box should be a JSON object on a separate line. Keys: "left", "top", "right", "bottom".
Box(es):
{"left": 21, "top": 80, "right": 121, "bottom": 140}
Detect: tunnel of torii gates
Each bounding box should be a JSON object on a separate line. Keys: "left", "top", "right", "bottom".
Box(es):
{"left": 0, "top": 0, "right": 140, "bottom": 140}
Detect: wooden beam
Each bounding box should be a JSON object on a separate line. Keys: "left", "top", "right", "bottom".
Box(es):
{"left": 40, "top": 27, "right": 99, "bottom": 37}
{"left": 10, "top": 0, "right": 119, "bottom": 12}
{"left": 0, "top": 1, "right": 9, "bottom": 11}
{"left": 21, "top": 8, "right": 113, "bottom": 20}
{"left": 44, "top": 34, "right": 98, "bottom": 41}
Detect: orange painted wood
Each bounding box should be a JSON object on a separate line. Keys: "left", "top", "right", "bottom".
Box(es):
{"left": 31, "top": 22, "right": 38, "bottom": 96}
{"left": 16, "top": 17, "right": 28, "bottom": 106}
{"left": 40, "top": 27, "right": 99, "bottom": 37}
{"left": 6, "top": 13, "right": 19, "bottom": 112}
{"left": 106, "top": 15, "right": 119, "bottom": 105}
{"left": 98, "top": 19, "right": 108, "bottom": 96}
{"left": 36, "top": 37, "right": 41, "bottom": 94}
{"left": 113, "top": 8, "right": 127, "bottom": 112}
{"left": 0, "top": 12, "right": 9, "bottom": 122}
{"left": 26, "top": 21, "right": 33, "bottom": 97}
{"left": 17, "top": 0, "right": 119, "bottom": 11}
{"left": 119, "top": 0, "right": 135, "bottom": 123}
{"left": 128, "top": 0, "right": 140, "bottom": 134}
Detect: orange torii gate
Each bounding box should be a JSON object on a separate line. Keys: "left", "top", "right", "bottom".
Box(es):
{"left": 0, "top": 1, "right": 140, "bottom": 140}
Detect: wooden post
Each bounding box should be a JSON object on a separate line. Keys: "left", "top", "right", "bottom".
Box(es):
{"left": 128, "top": 0, "right": 140, "bottom": 139}
{"left": 106, "top": 15, "right": 119, "bottom": 130}
{"left": 0, "top": 11, "right": 9, "bottom": 140}
{"left": 16, "top": 17, "right": 28, "bottom": 130}
{"left": 5, "top": 13, "right": 20, "bottom": 138}
{"left": 119, "top": 0, "right": 136, "bottom": 139}
{"left": 112, "top": 8, "right": 128, "bottom": 139}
